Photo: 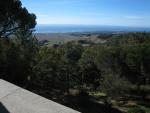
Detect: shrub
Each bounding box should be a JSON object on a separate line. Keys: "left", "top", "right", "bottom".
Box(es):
{"left": 100, "top": 74, "right": 131, "bottom": 98}
{"left": 137, "top": 101, "right": 150, "bottom": 108}
{"left": 128, "top": 107, "right": 145, "bottom": 113}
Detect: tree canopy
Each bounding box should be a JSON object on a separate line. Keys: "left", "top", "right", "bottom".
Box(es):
{"left": 0, "top": 0, "right": 36, "bottom": 38}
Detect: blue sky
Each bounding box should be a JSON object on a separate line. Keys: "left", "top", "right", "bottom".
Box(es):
{"left": 21, "top": 0, "right": 150, "bottom": 27}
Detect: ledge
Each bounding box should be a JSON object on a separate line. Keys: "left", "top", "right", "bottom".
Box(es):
{"left": 0, "top": 79, "right": 80, "bottom": 113}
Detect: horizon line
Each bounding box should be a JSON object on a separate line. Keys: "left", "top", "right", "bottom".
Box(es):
{"left": 36, "top": 24, "right": 150, "bottom": 28}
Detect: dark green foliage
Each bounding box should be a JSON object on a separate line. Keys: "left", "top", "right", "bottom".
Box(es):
{"left": 0, "top": 0, "right": 150, "bottom": 111}
{"left": 28, "top": 33, "right": 150, "bottom": 102}
{"left": 100, "top": 74, "right": 130, "bottom": 97}
{"left": 0, "top": 0, "right": 36, "bottom": 37}
{"left": 137, "top": 101, "right": 150, "bottom": 108}
{"left": 0, "top": 29, "right": 38, "bottom": 86}
{"left": 30, "top": 42, "right": 84, "bottom": 92}
{"left": 31, "top": 47, "right": 67, "bottom": 90}
{"left": 107, "top": 32, "right": 150, "bottom": 46}
{"left": 128, "top": 107, "right": 145, "bottom": 113}
{"left": 79, "top": 55, "right": 101, "bottom": 91}
{"left": 0, "top": 0, "right": 37, "bottom": 86}
{"left": 64, "top": 42, "right": 83, "bottom": 63}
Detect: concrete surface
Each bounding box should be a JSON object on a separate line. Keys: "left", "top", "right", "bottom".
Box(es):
{"left": 0, "top": 79, "right": 80, "bottom": 113}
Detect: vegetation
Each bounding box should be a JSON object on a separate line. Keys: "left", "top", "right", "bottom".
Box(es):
{"left": 0, "top": 0, "right": 150, "bottom": 113}
{"left": 128, "top": 107, "right": 145, "bottom": 113}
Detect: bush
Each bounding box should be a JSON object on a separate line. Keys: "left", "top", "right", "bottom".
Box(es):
{"left": 137, "top": 101, "right": 150, "bottom": 108}
{"left": 128, "top": 107, "right": 145, "bottom": 113}
{"left": 100, "top": 74, "right": 131, "bottom": 98}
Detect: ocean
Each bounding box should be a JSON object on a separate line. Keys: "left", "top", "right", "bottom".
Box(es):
{"left": 35, "top": 24, "right": 150, "bottom": 33}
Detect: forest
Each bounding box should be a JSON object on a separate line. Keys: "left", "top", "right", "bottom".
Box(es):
{"left": 0, "top": 0, "right": 150, "bottom": 113}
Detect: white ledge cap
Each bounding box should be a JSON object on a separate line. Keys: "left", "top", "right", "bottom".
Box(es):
{"left": 0, "top": 79, "right": 80, "bottom": 113}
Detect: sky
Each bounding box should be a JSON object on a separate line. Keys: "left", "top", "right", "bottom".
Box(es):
{"left": 21, "top": 0, "right": 150, "bottom": 27}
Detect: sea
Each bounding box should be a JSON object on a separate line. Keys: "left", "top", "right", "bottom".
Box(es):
{"left": 35, "top": 24, "right": 150, "bottom": 33}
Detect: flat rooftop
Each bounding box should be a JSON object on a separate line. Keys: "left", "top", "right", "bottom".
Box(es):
{"left": 0, "top": 79, "right": 80, "bottom": 113}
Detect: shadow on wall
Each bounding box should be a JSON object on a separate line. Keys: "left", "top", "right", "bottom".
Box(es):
{"left": 0, "top": 102, "right": 10, "bottom": 113}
